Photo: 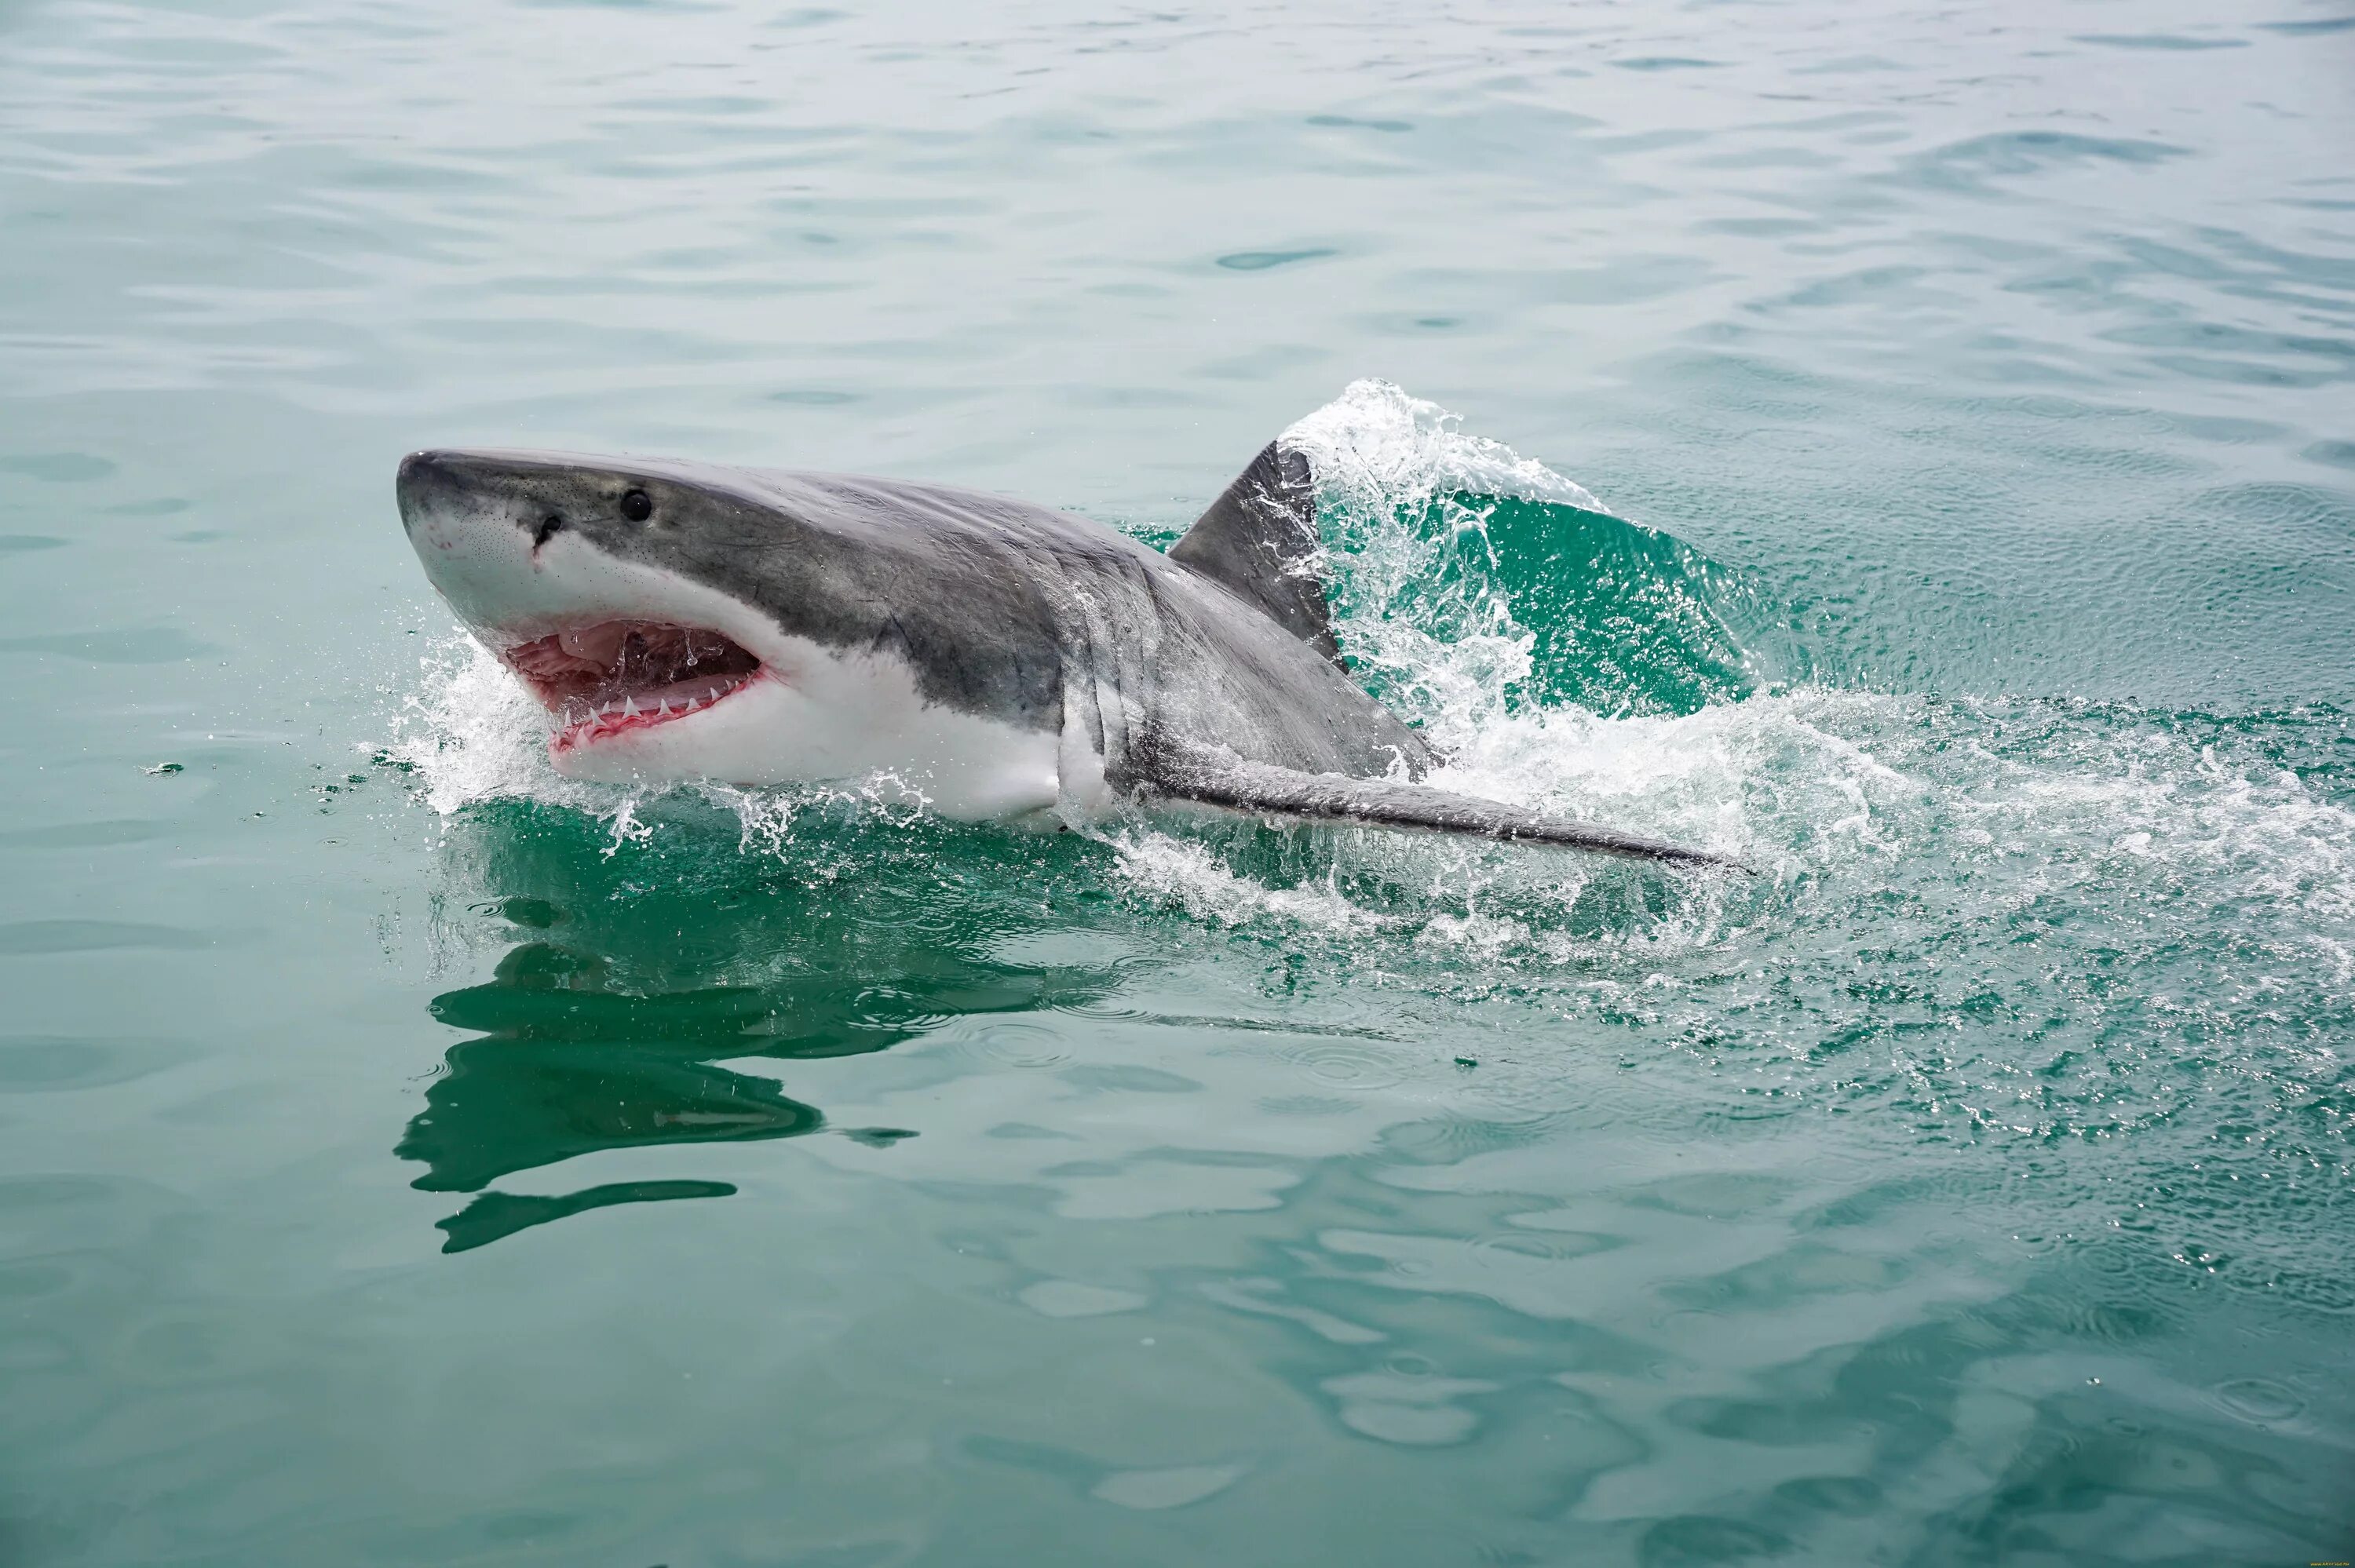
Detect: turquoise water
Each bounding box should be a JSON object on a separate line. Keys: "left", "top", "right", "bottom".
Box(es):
{"left": 4, "top": 0, "right": 2353, "bottom": 1560}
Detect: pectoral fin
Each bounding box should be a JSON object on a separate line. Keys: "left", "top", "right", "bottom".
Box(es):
{"left": 1136, "top": 744, "right": 1748, "bottom": 872}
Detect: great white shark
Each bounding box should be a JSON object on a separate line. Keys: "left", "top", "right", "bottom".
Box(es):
{"left": 395, "top": 440, "right": 1739, "bottom": 870}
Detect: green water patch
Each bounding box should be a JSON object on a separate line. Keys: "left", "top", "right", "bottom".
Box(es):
{"left": 400, "top": 799, "right": 1137, "bottom": 1249}
{"left": 1459, "top": 491, "right": 1759, "bottom": 715}
{"left": 435, "top": 1180, "right": 739, "bottom": 1254}
{"left": 1323, "top": 487, "right": 1760, "bottom": 723}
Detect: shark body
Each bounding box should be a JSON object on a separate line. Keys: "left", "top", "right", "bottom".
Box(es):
{"left": 395, "top": 440, "right": 1735, "bottom": 869}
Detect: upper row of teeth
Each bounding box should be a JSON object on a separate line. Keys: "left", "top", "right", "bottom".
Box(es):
{"left": 567, "top": 685, "right": 731, "bottom": 724}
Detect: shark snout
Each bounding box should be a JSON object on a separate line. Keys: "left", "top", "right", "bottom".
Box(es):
{"left": 396, "top": 449, "right": 501, "bottom": 535}
{"left": 396, "top": 449, "right": 447, "bottom": 487}
{"left": 395, "top": 448, "right": 561, "bottom": 636}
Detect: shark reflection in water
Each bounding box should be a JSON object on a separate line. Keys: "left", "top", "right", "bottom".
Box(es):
{"left": 400, "top": 802, "right": 1116, "bottom": 1252}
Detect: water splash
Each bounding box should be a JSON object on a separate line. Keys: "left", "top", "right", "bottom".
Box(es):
{"left": 386, "top": 383, "right": 2355, "bottom": 996}
{"left": 1285, "top": 377, "right": 1757, "bottom": 733}
{"left": 391, "top": 634, "right": 598, "bottom": 821}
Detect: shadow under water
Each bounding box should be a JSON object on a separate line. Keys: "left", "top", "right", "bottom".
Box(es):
{"left": 402, "top": 799, "right": 1123, "bottom": 1251}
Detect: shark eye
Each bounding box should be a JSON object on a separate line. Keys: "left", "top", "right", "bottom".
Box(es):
{"left": 619, "top": 489, "right": 654, "bottom": 523}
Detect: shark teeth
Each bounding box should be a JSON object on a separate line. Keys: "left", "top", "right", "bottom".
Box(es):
{"left": 553, "top": 670, "right": 756, "bottom": 746}
{"left": 505, "top": 619, "right": 764, "bottom": 751}
{"left": 507, "top": 620, "right": 764, "bottom": 745}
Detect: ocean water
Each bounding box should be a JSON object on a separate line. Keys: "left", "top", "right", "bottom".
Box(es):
{"left": 2, "top": 0, "right": 2352, "bottom": 1561}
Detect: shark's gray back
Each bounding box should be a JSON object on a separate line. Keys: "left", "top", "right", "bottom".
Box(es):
{"left": 665, "top": 461, "right": 1428, "bottom": 786}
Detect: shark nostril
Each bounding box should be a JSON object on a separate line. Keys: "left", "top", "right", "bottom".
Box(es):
{"left": 531, "top": 513, "right": 564, "bottom": 548}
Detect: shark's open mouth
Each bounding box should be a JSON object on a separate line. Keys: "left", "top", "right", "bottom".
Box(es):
{"left": 501, "top": 622, "right": 763, "bottom": 751}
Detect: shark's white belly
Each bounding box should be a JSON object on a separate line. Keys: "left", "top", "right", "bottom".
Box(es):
{"left": 553, "top": 636, "right": 1064, "bottom": 821}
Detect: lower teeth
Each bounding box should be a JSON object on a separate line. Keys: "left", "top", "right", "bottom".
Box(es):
{"left": 567, "top": 684, "right": 735, "bottom": 730}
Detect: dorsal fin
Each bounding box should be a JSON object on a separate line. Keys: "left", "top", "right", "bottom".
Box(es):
{"left": 1167, "top": 442, "right": 1342, "bottom": 667}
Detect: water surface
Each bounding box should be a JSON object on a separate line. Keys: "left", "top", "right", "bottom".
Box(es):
{"left": 2, "top": 0, "right": 2352, "bottom": 1563}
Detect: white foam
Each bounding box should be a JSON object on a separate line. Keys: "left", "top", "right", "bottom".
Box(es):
{"left": 1111, "top": 829, "right": 1420, "bottom": 936}
{"left": 1111, "top": 383, "right": 2355, "bottom": 969}
{"left": 390, "top": 635, "right": 601, "bottom": 819}
{"left": 1281, "top": 380, "right": 1561, "bottom": 748}
{"left": 1283, "top": 377, "right": 1609, "bottom": 520}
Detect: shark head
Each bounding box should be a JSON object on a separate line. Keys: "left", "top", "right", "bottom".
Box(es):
{"left": 394, "top": 447, "right": 1064, "bottom": 813}
{"left": 397, "top": 448, "right": 809, "bottom": 783}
